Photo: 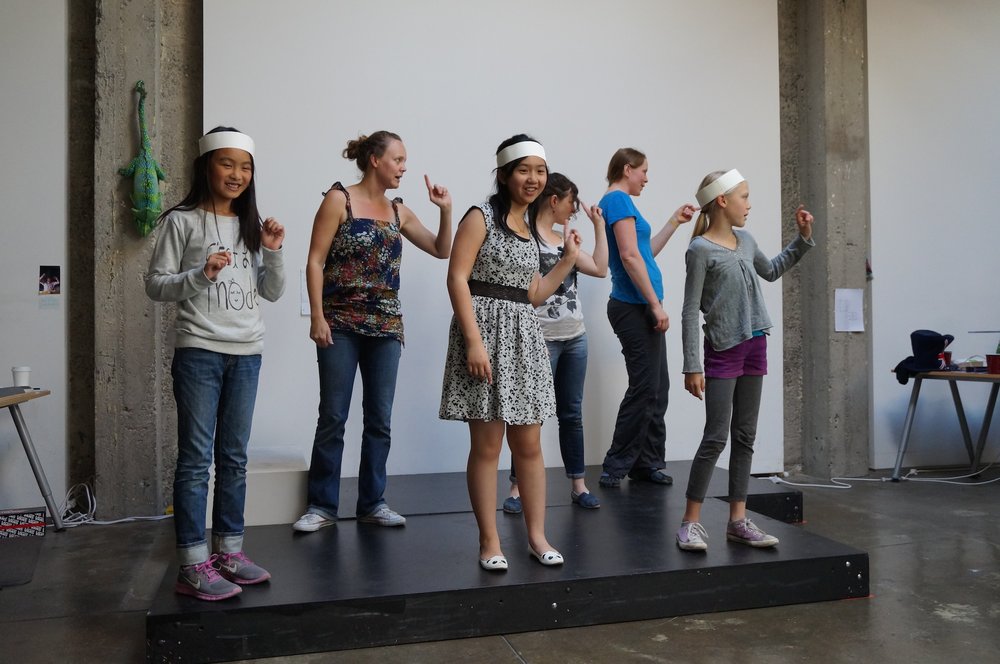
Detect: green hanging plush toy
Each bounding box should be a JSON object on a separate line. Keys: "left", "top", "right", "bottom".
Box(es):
{"left": 119, "top": 80, "right": 166, "bottom": 236}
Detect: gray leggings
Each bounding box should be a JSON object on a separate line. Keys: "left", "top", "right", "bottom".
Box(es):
{"left": 684, "top": 375, "right": 763, "bottom": 503}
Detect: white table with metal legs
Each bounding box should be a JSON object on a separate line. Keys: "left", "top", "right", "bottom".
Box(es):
{"left": 891, "top": 371, "right": 1000, "bottom": 481}
{"left": 1, "top": 389, "right": 63, "bottom": 530}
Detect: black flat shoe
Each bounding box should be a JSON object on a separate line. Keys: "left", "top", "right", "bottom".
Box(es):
{"left": 628, "top": 469, "right": 673, "bottom": 485}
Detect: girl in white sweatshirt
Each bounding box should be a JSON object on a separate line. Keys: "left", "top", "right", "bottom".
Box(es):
{"left": 146, "top": 127, "right": 285, "bottom": 600}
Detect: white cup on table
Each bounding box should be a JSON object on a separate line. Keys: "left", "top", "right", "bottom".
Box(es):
{"left": 12, "top": 366, "right": 31, "bottom": 387}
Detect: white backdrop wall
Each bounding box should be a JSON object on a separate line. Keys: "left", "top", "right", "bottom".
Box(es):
{"left": 1, "top": 2, "right": 993, "bottom": 511}
{"left": 203, "top": 0, "right": 786, "bottom": 479}
{"left": 0, "top": 2, "right": 69, "bottom": 509}
{"left": 869, "top": 1, "right": 1000, "bottom": 468}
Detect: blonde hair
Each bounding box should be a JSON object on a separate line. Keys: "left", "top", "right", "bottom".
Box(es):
{"left": 692, "top": 170, "right": 732, "bottom": 238}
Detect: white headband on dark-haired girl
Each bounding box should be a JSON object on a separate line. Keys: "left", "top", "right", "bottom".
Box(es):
{"left": 198, "top": 131, "right": 255, "bottom": 157}
{"left": 695, "top": 169, "right": 745, "bottom": 207}
{"left": 496, "top": 141, "right": 546, "bottom": 168}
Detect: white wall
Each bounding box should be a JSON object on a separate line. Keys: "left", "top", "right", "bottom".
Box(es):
{"left": 1, "top": 2, "right": 990, "bottom": 515}
{"left": 869, "top": 1, "right": 1000, "bottom": 468}
{"left": 202, "top": 0, "right": 786, "bottom": 479}
{"left": 0, "top": 2, "right": 69, "bottom": 510}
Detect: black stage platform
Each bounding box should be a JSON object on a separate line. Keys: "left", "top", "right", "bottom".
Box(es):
{"left": 146, "top": 463, "right": 868, "bottom": 663}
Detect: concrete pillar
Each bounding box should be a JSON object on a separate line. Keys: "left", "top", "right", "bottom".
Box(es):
{"left": 92, "top": 0, "right": 201, "bottom": 518}
{"left": 68, "top": 1, "right": 96, "bottom": 489}
{"left": 778, "top": 0, "right": 872, "bottom": 477}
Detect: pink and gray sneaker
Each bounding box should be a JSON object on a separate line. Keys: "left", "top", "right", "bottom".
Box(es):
{"left": 175, "top": 555, "right": 242, "bottom": 601}
{"left": 215, "top": 551, "right": 271, "bottom": 585}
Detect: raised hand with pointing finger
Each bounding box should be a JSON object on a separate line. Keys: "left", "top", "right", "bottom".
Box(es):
{"left": 424, "top": 174, "right": 452, "bottom": 212}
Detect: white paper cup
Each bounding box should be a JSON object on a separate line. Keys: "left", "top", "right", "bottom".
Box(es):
{"left": 12, "top": 366, "right": 31, "bottom": 387}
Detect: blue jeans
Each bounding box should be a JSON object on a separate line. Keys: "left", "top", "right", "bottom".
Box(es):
{"left": 172, "top": 347, "right": 261, "bottom": 566}
{"left": 306, "top": 331, "right": 402, "bottom": 519}
{"left": 510, "top": 333, "right": 588, "bottom": 482}
{"left": 602, "top": 299, "right": 669, "bottom": 478}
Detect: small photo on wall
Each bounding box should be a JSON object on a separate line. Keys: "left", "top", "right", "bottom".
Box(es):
{"left": 39, "top": 265, "right": 61, "bottom": 295}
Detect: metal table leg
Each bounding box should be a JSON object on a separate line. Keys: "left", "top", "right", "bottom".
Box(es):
{"left": 892, "top": 377, "right": 923, "bottom": 481}
{"left": 8, "top": 404, "right": 64, "bottom": 531}
{"left": 970, "top": 383, "right": 999, "bottom": 475}
{"left": 946, "top": 380, "right": 976, "bottom": 463}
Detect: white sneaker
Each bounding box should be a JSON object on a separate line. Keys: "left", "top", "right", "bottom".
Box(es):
{"left": 292, "top": 512, "right": 335, "bottom": 532}
{"left": 358, "top": 505, "right": 406, "bottom": 527}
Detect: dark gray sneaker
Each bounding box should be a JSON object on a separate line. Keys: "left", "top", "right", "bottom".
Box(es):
{"left": 175, "top": 555, "right": 242, "bottom": 601}
{"left": 215, "top": 551, "right": 271, "bottom": 585}
{"left": 598, "top": 474, "right": 621, "bottom": 488}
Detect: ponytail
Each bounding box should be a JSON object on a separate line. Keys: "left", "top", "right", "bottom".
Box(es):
{"left": 691, "top": 210, "right": 711, "bottom": 238}
{"left": 691, "top": 170, "right": 730, "bottom": 239}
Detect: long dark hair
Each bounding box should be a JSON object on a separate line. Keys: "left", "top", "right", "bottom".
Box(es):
{"left": 528, "top": 172, "right": 579, "bottom": 227}
{"left": 160, "top": 126, "right": 262, "bottom": 252}
{"left": 488, "top": 133, "right": 547, "bottom": 240}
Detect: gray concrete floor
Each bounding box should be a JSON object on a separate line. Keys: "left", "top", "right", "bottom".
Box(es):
{"left": 1, "top": 469, "right": 998, "bottom": 663}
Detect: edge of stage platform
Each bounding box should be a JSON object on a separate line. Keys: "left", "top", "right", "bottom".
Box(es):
{"left": 147, "top": 465, "right": 858, "bottom": 663}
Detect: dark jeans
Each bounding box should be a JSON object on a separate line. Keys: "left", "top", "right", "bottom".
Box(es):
{"left": 602, "top": 298, "right": 669, "bottom": 478}
{"left": 684, "top": 375, "right": 763, "bottom": 503}
{"left": 510, "top": 333, "right": 588, "bottom": 483}
{"left": 306, "top": 331, "right": 401, "bottom": 519}
{"left": 171, "top": 347, "right": 261, "bottom": 565}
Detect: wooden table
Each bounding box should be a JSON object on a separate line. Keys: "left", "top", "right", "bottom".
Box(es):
{"left": 1, "top": 389, "right": 63, "bottom": 530}
{"left": 891, "top": 371, "right": 1000, "bottom": 481}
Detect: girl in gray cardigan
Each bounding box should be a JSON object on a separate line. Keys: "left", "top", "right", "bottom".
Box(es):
{"left": 675, "top": 169, "right": 814, "bottom": 552}
{"left": 146, "top": 127, "right": 286, "bottom": 599}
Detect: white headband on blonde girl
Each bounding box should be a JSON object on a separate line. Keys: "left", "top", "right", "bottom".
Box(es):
{"left": 496, "top": 141, "right": 546, "bottom": 168}
{"left": 198, "top": 131, "right": 256, "bottom": 157}
{"left": 695, "top": 169, "right": 745, "bottom": 207}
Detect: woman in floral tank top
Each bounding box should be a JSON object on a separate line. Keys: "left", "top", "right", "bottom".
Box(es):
{"left": 293, "top": 131, "right": 452, "bottom": 533}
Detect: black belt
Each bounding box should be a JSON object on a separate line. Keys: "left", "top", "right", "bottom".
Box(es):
{"left": 467, "top": 279, "right": 530, "bottom": 304}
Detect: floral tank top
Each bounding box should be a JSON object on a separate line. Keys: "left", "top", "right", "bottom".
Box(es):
{"left": 321, "top": 182, "right": 404, "bottom": 341}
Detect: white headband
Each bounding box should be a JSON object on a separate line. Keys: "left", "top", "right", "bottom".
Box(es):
{"left": 695, "top": 169, "right": 745, "bottom": 207}
{"left": 496, "top": 141, "right": 546, "bottom": 168}
{"left": 198, "top": 131, "right": 255, "bottom": 157}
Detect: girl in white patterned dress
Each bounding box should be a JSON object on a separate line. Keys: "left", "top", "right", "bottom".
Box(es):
{"left": 440, "top": 134, "right": 581, "bottom": 571}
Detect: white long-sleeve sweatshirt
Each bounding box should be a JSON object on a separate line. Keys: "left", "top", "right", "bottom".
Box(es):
{"left": 145, "top": 208, "right": 285, "bottom": 355}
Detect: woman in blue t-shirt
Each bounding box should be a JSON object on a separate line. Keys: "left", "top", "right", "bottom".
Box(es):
{"left": 598, "top": 148, "right": 696, "bottom": 488}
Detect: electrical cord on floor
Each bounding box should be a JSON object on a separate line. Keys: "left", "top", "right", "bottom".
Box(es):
{"left": 767, "top": 450, "right": 1000, "bottom": 489}
{"left": 58, "top": 482, "right": 173, "bottom": 528}
{"left": 900, "top": 461, "right": 1000, "bottom": 486}
{"left": 767, "top": 475, "right": 866, "bottom": 489}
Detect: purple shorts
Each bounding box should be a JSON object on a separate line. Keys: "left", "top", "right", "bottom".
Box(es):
{"left": 704, "top": 335, "right": 768, "bottom": 379}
